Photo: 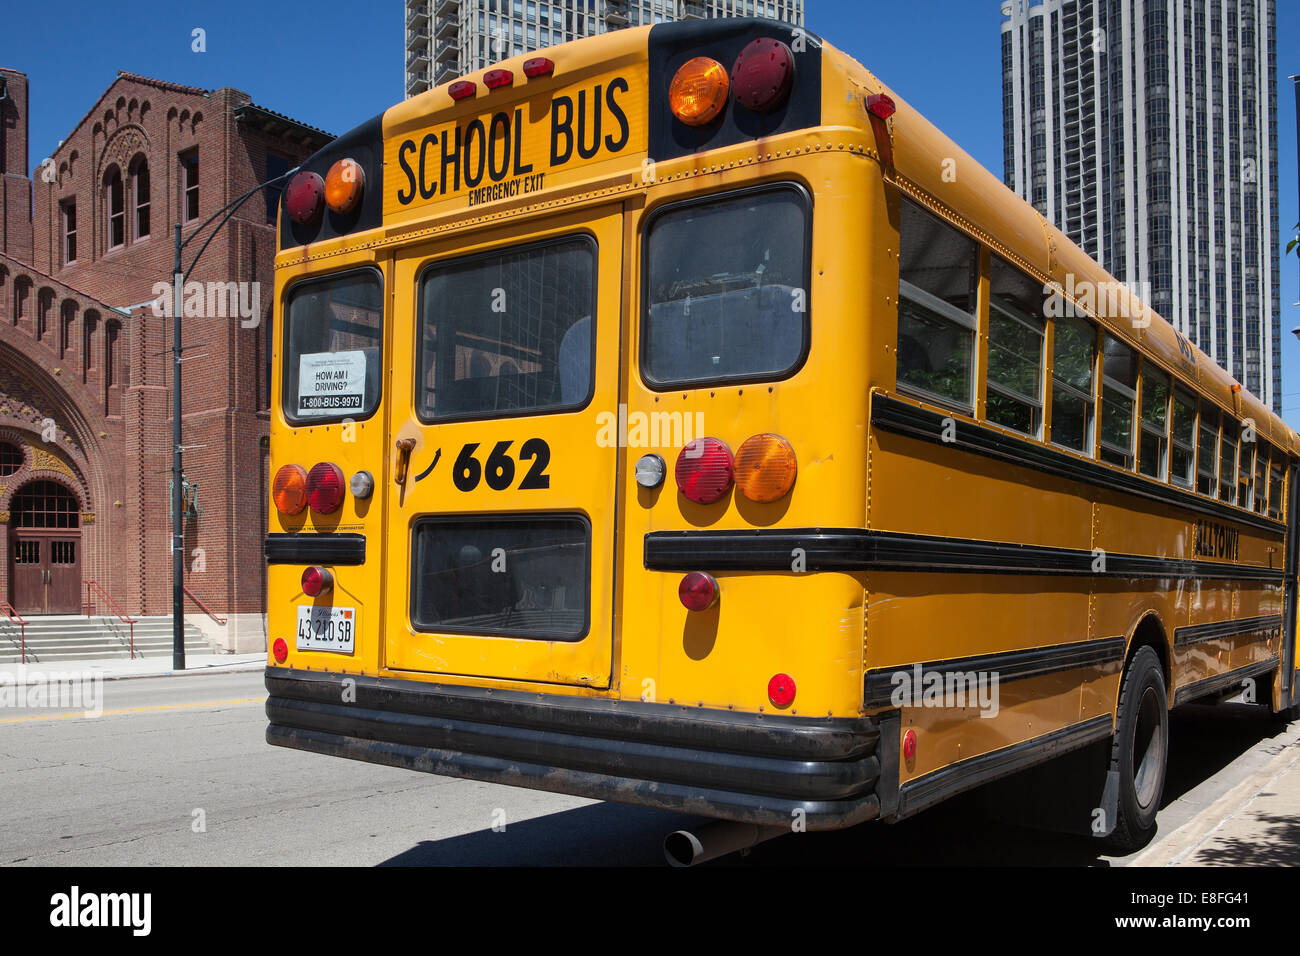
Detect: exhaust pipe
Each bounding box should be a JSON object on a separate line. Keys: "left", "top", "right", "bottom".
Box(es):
{"left": 664, "top": 821, "right": 787, "bottom": 867}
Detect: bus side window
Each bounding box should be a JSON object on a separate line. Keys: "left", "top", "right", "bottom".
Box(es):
{"left": 1218, "top": 418, "right": 1238, "bottom": 504}
{"left": 986, "top": 256, "right": 1046, "bottom": 438}
{"left": 1269, "top": 453, "right": 1285, "bottom": 520}
{"left": 1238, "top": 425, "right": 1253, "bottom": 507}
{"left": 895, "top": 199, "right": 978, "bottom": 412}
{"left": 1049, "top": 315, "right": 1096, "bottom": 455}
{"left": 1099, "top": 334, "right": 1138, "bottom": 470}
{"left": 1197, "top": 404, "right": 1219, "bottom": 498}
{"left": 1169, "top": 386, "right": 1196, "bottom": 487}
{"left": 1138, "top": 365, "right": 1169, "bottom": 480}
{"left": 1254, "top": 440, "right": 1270, "bottom": 513}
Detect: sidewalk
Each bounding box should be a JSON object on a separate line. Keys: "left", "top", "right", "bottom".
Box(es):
{"left": 1132, "top": 718, "right": 1300, "bottom": 866}
{"left": 0, "top": 652, "right": 266, "bottom": 682}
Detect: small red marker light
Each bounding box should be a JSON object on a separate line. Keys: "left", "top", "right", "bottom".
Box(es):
{"left": 768, "top": 673, "right": 796, "bottom": 708}
{"left": 484, "top": 69, "right": 513, "bottom": 89}
{"left": 301, "top": 566, "right": 333, "bottom": 598}
{"left": 272, "top": 638, "right": 288, "bottom": 664}
{"left": 523, "top": 57, "right": 554, "bottom": 78}
{"left": 448, "top": 80, "right": 476, "bottom": 100}
{"left": 865, "top": 93, "right": 896, "bottom": 119}
{"left": 678, "top": 571, "right": 719, "bottom": 611}
{"left": 284, "top": 171, "right": 324, "bottom": 224}
{"left": 903, "top": 728, "right": 918, "bottom": 761}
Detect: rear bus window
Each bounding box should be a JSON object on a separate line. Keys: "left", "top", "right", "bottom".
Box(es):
{"left": 642, "top": 185, "right": 810, "bottom": 387}
{"left": 417, "top": 236, "right": 596, "bottom": 421}
{"left": 411, "top": 516, "right": 590, "bottom": 641}
{"left": 282, "top": 269, "right": 383, "bottom": 424}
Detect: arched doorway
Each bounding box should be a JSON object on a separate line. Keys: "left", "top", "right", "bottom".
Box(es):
{"left": 8, "top": 480, "right": 82, "bottom": 614}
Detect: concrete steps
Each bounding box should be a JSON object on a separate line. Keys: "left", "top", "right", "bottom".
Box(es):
{"left": 0, "top": 616, "right": 211, "bottom": 664}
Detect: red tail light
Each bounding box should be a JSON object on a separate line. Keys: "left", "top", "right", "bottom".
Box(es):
{"left": 284, "top": 171, "right": 324, "bottom": 224}
{"left": 272, "top": 638, "right": 288, "bottom": 663}
{"left": 678, "top": 571, "right": 719, "bottom": 611}
{"left": 731, "top": 37, "right": 794, "bottom": 113}
{"left": 272, "top": 464, "right": 308, "bottom": 515}
{"left": 484, "top": 69, "right": 513, "bottom": 89}
{"left": 306, "top": 462, "right": 346, "bottom": 514}
{"left": 675, "top": 438, "right": 734, "bottom": 504}
{"left": 768, "top": 673, "right": 796, "bottom": 708}
{"left": 301, "top": 566, "right": 333, "bottom": 598}
{"left": 448, "top": 80, "right": 476, "bottom": 100}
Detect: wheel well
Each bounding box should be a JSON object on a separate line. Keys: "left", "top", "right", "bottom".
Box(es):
{"left": 1127, "top": 613, "right": 1171, "bottom": 702}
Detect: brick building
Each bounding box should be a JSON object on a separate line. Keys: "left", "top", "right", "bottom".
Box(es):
{"left": 0, "top": 67, "right": 330, "bottom": 649}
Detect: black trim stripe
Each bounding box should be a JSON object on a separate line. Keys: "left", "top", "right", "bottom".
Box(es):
{"left": 897, "top": 715, "right": 1114, "bottom": 819}
{"left": 872, "top": 394, "right": 1286, "bottom": 535}
{"left": 863, "top": 636, "right": 1126, "bottom": 709}
{"left": 1173, "top": 614, "right": 1283, "bottom": 647}
{"left": 1172, "top": 657, "right": 1279, "bottom": 706}
{"left": 643, "top": 528, "right": 1285, "bottom": 583}
{"left": 265, "top": 533, "right": 365, "bottom": 565}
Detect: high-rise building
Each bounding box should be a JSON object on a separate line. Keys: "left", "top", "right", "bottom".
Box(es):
{"left": 1000, "top": 0, "right": 1281, "bottom": 412}
{"left": 404, "top": 0, "right": 804, "bottom": 96}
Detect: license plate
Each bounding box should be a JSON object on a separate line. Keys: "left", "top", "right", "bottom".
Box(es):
{"left": 296, "top": 605, "right": 357, "bottom": 654}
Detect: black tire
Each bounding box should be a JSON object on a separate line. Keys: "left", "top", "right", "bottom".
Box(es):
{"left": 1103, "top": 646, "right": 1169, "bottom": 853}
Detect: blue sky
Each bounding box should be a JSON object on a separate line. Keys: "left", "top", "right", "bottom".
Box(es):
{"left": 3, "top": 0, "right": 1298, "bottom": 421}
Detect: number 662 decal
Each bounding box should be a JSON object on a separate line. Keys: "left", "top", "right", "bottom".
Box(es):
{"left": 452, "top": 439, "right": 551, "bottom": 492}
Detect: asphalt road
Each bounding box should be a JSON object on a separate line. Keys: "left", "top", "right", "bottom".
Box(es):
{"left": 0, "top": 670, "right": 1293, "bottom": 866}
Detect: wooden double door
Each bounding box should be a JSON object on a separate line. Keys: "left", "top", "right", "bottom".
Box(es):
{"left": 10, "top": 530, "right": 81, "bottom": 614}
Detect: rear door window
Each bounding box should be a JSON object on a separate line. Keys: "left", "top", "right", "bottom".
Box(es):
{"left": 417, "top": 236, "right": 596, "bottom": 422}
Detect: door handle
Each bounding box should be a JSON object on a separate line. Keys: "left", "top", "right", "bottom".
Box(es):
{"left": 395, "top": 438, "right": 416, "bottom": 486}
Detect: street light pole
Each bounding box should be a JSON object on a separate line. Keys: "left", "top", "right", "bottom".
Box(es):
{"left": 170, "top": 167, "right": 299, "bottom": 670}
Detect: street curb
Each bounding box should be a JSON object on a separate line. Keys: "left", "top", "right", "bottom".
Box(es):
{"left": 94, "top": 661, "right": 268, "bottom": 682}
{"left": 1129, "top": 723, "right": 1300, "bottom": 867}
{"left": 0, "top": 660, "right": 267, "bottom": 685}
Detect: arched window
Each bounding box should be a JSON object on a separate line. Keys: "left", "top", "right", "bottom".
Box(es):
{"left": 105, "top": 167, "right": 125, "bottom": 249}
{"left": 37, "top": 287, "right": 54, "bottom": 340}
{"left": 131, "top": 156, "right": 150, "bottom": 240}
{"left": 12, "top": 481, "right": 80, "bottom": 529}
{"left": 60, "top": 300, "right": 76, "bottom": 359}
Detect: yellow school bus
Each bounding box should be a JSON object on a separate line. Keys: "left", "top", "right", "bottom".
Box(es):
{"left": 264, "top": 16, "right": 1300, "bottom": 855}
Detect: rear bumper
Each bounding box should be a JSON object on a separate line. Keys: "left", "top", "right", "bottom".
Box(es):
{"left": 265, "top": 667, "right": 885, "bottom": 830}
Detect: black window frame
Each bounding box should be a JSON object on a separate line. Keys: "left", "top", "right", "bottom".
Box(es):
{"left": 408, "top": 512, "right": 592, "bottom": 642}
{"left": 639, "top": 181, "right": 813, "bottom": 392}
{"left": 414, "top": 232, "right": 599, "bottom": 426}
{"left": 280, "top": 266, "right": 385, "bottom": 427}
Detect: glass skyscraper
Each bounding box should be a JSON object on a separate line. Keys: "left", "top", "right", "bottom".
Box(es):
{"left": 1001, "top": 0, "right": 1281, "bottom": 411}
{"left": 405, "top": 0, "right": 804, "bottom": 95}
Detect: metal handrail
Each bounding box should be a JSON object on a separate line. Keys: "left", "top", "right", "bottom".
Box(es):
{"left": 0, "top": 599, "right": 28, "bottom": 663}
{"left": 84, "top": 580, "right": 138, "bottom": 659}
{"left": 183, "top": 586, "right": 227, "bottom": 626}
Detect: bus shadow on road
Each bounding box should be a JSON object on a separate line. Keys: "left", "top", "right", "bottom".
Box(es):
{"left": 377, "top": 703, "right": 1290, "bottom": 867}
{"left": 378, "top": 802, "right": 706, "bottom": 866}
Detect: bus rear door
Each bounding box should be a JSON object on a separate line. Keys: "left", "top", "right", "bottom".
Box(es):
{"left": 383, "top": 207, "right": 624, "bottom": 688}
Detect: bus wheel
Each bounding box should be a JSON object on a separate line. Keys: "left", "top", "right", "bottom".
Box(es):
{"left": 1103, "top": 646, "right": 1168, "bottom": 853}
